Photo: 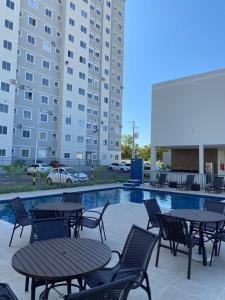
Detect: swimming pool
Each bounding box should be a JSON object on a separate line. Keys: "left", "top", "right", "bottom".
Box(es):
{"left": 0, "top": 188, "right": 224, "bottom": 223}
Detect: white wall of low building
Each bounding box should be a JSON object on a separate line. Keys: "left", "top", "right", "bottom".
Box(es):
{"left": 151, "top": 69, "right": 225, "bottom": 147}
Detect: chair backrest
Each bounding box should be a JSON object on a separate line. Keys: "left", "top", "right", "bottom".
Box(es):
{"left": 156, "top": 214, "right": 189, "bottom": 245}
{"left": 64, "top": 277, "right": 136, "bottom": 300}
{"left": 63, "top": 192, "right": 83, "bottom": 204}
{"left": 98, "top": 201, "right": 110, "bottom": 222}
{"left": 158, "top": 173, "right": 167, "bottom": 183}
{"left": 213, "top": 176, "right": 224, "bottom": 187}
{"left": 10, "top": 197, "right": 28, "bottom": 223}
{"left": 30, "top": 209, "right": 62, "bottom": 219}
{"left": 204, "top": 200, "right": 225, "bottom": 215}
{"left": 120, "top": 225, "right": 158, "bottom": 276}
{"left": 143, "top": 199, "right": 161, "bottom": 228}
{"left": 30, "top": 218, "right": 70, "bottom": 243}
{"left": 186, "top": 175, "right": 195, "bottom": 184}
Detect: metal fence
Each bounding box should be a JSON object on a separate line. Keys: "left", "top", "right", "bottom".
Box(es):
{"left": 149, "top": 170, "right": 225, "bottom": 188}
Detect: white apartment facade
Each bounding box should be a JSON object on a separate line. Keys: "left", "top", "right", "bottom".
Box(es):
{"left": 151, "top": 68, "right": 225, "bottom": 175}
{"left": 0, "top": 0, "right": 125, "bottom": 165}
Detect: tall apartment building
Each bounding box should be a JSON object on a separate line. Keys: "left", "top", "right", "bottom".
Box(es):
{"left": 0, "top": 0, "right": 125, "bottom": 165}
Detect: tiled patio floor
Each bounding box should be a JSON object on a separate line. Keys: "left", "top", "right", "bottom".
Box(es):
{"left": 1, "top": 200, "right": 225, "bottom": 299}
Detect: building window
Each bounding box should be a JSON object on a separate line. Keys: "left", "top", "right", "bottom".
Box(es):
{"left": 25, "top": 72, "right": 33, "bottom": 82}
{"left": 67, "top": 84, "right": 72, "bottom": 91}
{"left": 81, "top": 25, "right": 87, "bottom": 33}
{"left": 1, "top": 82, "right": 10, "bottom": 92}
{"left": 65, "top": 134, "right": 71, "bottom": 142}
{"left": 77, "top": 136, "right": 84, "bottom": 143}
{"left": 69, "top": 18, "right": 75, "bottom": 26}
{"left": 39, "top": 131, "right": 47, "bottom": 140}
{"left": 68, "top": 50, "right": 73, "bottom": 58}
{"left": 80, "top": 41, "right": 86, "bottom": 48}
{"left": 22, "top": 129, "right": 31, "bottom": 138}
{"left": 68, "top": 34, "right": 74, "bottom": 42}
{"left": 66, "top": 117, "right": 71, "bottom": 125}
{"left": 64, "top": 153, "right": 70, "bottom": 158}
{"left": 66, "top": 100, "right": 72, "bottom": 108}
{"left": 44, "top": 25, "right": 52, "bottom": 35}
{"left": 42, "top": 60, "right": 50, "bottom": 69}
{"left": 81, "top": 10, "right": 87, "bottom": 18}
{"left": 25, "top": 91, "right": 33, "bottom": 101}
{"left": 0, "top": 103, "right": 9, "bottom": 113}
{"left": 42, "top": 78, "right": 49, "bottom": 86}
{"left": 41, "top": 95, "right": 49, "bottom": 104}
{"left": 2, "top": 61, "right": 11, "bottom": 71}
{"left": 23, "top": 110, "right": 32, "bottom": 119}
{"left": 78, "top": 104, "right": 84, "bottom": 111}
{"left": 3, "top": 40, "right": 12, "bottom": 50}
{"left": 29, "top": 0, "right": 38, "bottom": 9}
{"left": 27, "top": 34, "right": 35, "bottom": 45}
{"left": 21, "top": 149, "right": 30, "bottom": 158}
{"left": 28, "top": 16, "right": 36, "bottom": 27}
{"left": 0, "top": 149, "right": 6, "bottom": 157}
{"left": 79, "top": 56, "right": 86, "bottom": 64}
{"left": 45, "top": 8, "right": 52, "bottom": 17}
{"left": 79, "top": 88, "right": 85, "bottom": 96}
{"left": 26, "top": 53, "right": 35, "bottom": 63}
{"left": 40, "top": 113, "right": 48, "bottom": 122}
{"left": 43, "top": 41, "right": 51, "bottom": 53}
{"left": 0, "top": 125, "right": 7, "bottom": 135}
{"left": 79, "top": 72, "right": 85, "bottom": 80}
{"left": 5, "top": 19, "right": 13, "bottom": 30}
{"left": 70, "top": 2, "right": 75, "bottom": 10}
{"left": 67, "top": 67, "right": 73, "bottom": 75}
{"left": 6, "top": 0, "right": 15, "bottom": 10}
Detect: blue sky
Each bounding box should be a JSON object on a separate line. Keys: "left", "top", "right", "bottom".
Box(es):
{"left": 122, "top": 0, "right": 225, "bottom": 146}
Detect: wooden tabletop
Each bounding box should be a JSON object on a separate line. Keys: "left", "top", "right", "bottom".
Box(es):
{"left": 37, "top": 202, "right": 83, "bottom": 212}
{"left": 12, "top": 238, "right": 111, "bottom": 281}
{"left": 170, "top": 209, "right": 225, "bottom": 223}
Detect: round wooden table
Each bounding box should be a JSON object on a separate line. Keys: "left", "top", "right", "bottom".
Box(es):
{"left": 170, "top": 209, "right": 225, "bottom": 265}
{"left": 37, "top": 202, "right": 83, "bottom": 212}
{"left": 12, "top": 238, "right": 111, "bottom": 298}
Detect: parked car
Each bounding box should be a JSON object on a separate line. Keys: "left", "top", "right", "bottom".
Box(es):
{"left": 47, "top": 167, "right": 88, "bottom": 184}
{"left": 27, "top": 164, "right": 50, "bottom": 175}
{"left": 108, "top": 163, "right": 130, "bottom": 172}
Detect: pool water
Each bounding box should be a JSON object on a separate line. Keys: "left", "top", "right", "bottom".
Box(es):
{"left": 0, "top": 188, "right": 223, "bottom": 224}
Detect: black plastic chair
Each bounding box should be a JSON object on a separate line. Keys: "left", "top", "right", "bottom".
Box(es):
{"left": 63, "top": 192, "right": 83, "bottom": 203}
{"left": 64, "top": 277, "right": 136, "bottom": 300}
{"left": 155, "top": 214, "right": 199, "bottom": 279}
{"left": 205, "top": 176, "right": 224, "bottom": 193}
{"left": 75, "top": 201, "right": 109, "bottom": 242}
{"left": 0, "top": 283, "right": 18, "bottom": 300}
{"left": 27, "top": 218, "right": 71, "bottom": 300}
{"left": 156, "top": 173, "right": 167, "bottom": 187}
{"left": 85, "top": 225, "right": 158, "bottom": 300}
{"left": 177, "top": 175, "right": 195, "bottom": 190}
{"left": 9, "top": 197, "right": 32, "bottom": 247}
{"left": 144, "top": 199, "right": 161, "bottom": 230}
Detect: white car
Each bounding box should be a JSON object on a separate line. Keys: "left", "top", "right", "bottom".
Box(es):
{"left": 47, "top": 167, "right": 88, "bottom": 184}
{"left": 27, "top": 163, "right": 50, "bottom": 175}
{"left": 108, "top": 163, "right": 130, "bottom": 172}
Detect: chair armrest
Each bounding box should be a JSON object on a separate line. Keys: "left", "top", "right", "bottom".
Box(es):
{"left": 81, "top": 216, "right": 99, "bottom": 221}
{"left": 82, "top": 209, "right": 101, "bottom": 216}
{"left": 111, "top": 267, "right": 142, "bottom": 281}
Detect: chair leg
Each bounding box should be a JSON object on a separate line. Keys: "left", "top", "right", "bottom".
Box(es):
{"left": 25, "top": 276, "right": 29, "bottom": 292}
{"left": 209, "top": 238, "right": 218, "bottom": 266}
{"left": 144, "top": 272, "right": 152, "bottom": 300}
{"left": 20, "top": 226, "right": 24, "bottom": 238}
{"left": 187, "top": 245, "right": 192, "bottom": 279}
{"left": 9, "top": 223, "right": 17, "bottom": 247}
{"left": 147, "top": 220, "right": 150, "bottom": 230}
{"left": 155, "top": 238, "right": 161, "bottom": 267}
{"left": 99, "top": 224, "right": 104, "bottom": 243}
{"left": 102, "top": 220, "right": 106, "bottom": 240}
